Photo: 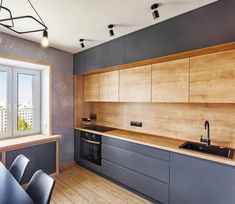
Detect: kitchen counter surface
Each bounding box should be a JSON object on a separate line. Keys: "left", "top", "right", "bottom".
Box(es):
{"left": 75, "top": 127, "right": 235, "bottom": 167}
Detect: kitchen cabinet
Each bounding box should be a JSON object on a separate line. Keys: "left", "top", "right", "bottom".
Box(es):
{"left": 83, "top": 73, "right": 100, "bottom": 101}
{"left": 152, "top": 58, "right": 189, "bottom": 102}
{"left": 170, "top": 153, "right": 235, "bottom": 204}
{"left": 75, "top": 129, "right": 235, "bottom": 204}
{"left": 99, "top": 71, "right": 119, "bottom": 102}
{"left": 102, "top": 144, "right": 169, "bottom": 183}
{"left": 74, "top": 37, "right": 125, "bottom": 74}
{"left": 190, "top": 50, "right": 235, "bottom": 103}
{"left": 119, "top": 65, "right": 152, "bottom": 102}
{"left": 74, "top": 130, "right": 80, "bottom": 163}
{"left": 102, "top": 136, "right": 170, "bottom": 203}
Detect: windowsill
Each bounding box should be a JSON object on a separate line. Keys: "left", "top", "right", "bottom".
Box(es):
{"left": 0, "top": 134, "right": 62, "bottom": 152}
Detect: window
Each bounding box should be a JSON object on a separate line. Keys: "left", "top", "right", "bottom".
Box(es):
{"left": 0, "top": 65, "right": 41, "bottom": 138}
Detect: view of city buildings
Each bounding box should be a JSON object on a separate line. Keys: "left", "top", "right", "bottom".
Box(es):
{"left": 0, "top": 71, "right": 34, "bottom": 134}
{"left": 0, "top": 105, "right": 7, "bottom": 133}
{"left": 18, "top": 104, "right": 33, "bottom": 126}
{"left": 0, "top": 103, "right": 33, "bottom": 133}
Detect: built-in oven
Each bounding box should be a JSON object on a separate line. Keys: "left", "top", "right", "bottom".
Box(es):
{"left": 80, "top": 131, "right": 101, "bottom": 166}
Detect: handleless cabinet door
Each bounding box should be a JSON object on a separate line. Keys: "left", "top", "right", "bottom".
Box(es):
{"left": 190, "top": 50, "right": 235, "bottom": 103}
{"left": 119, "top": 65, "right": 151, "bottom": 102}
{"left": 100, "top": 71, "right": 119, "bottom": 102}
{"left": 170, "top": 153, "right": 235, "bottom": 204}
{"left": 84, "top": 74, "right": 100, "bottom": 101}
{"left": 152, "top": 58, "right": 189, "bottom": 102}
{"left": 74, "top": 130, "right": 81, "bottom": 163}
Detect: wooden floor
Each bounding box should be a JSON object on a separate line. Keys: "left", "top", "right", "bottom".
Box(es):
{"left": 51, "top": 165, "right": 152, "bottom": 204}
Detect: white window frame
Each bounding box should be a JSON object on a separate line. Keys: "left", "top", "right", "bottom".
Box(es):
{"left": 0, "top": 65, "right": 12, "bottom": 138}
{"left": 0, "top": 65, "right": 41, "bottom": 138}
{"left": 13, "top": 68, "right": 41, "bottom": 136}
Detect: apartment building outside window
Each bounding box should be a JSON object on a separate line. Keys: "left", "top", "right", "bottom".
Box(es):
{"left": 0, "top": 65, "right": 41, "bottom": 138}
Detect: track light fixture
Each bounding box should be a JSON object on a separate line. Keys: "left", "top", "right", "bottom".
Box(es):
{"left": 79, "top": 39, "right": 85, "bottom": 48}
{"left": 108, "top": 24, "right": 114, "bottom": 37}
{"left": 41, "top": 29, "right": 49, "bottom": 47}
{"left": 151, "top": 3, "right": 160, "bottom": 20}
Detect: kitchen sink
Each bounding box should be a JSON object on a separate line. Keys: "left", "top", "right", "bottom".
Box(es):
{"left": 179, "top": 141, "right": 234, "bottom": 159}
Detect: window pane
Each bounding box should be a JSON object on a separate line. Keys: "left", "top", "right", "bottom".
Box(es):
{"left": 0, "top": 71, "right": 7, "bottom": 134}
{"left": 17, "top": 74, "right": 33, "bottom": 131}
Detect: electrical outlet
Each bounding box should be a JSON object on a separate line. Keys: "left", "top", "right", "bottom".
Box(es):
{"left": 130, "top": 121, "right": 136, "bottom": 126}
{"left": 90, "top": 114, "right": 97, "bottom": 120}
{"left": 136, "top": 122, "right": 142, "bottom": 127}
{"left": 130, "top": 121, "right": 142, "bottom": 127}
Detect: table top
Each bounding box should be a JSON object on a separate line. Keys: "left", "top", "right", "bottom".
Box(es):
{"left": 0, "top": 162, "right": 34, "bottom": 204}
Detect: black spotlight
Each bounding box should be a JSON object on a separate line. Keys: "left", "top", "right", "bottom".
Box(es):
{"left": 108, "top": 24, "right": 114, "bottom": 37}
{"left": 151, "top": 3, "right": 160, "bottom": 20}
{"left": 79, "top": 39, "right": 85, "bottom": 48}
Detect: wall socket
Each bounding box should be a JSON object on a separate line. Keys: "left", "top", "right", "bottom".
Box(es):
{"left": 130, "top": 121, "right": 143, "bottom": 127}
{"left": 90, "top": 114, "right": 97, "bottom": 120}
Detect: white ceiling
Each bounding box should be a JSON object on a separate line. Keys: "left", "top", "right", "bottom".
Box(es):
{"left": 0, "top": 0, "right": 218, "bottom": 54}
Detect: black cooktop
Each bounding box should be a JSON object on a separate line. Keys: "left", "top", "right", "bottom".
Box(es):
{"left": 83, "top": 125, "right": 115, "bottom": 132}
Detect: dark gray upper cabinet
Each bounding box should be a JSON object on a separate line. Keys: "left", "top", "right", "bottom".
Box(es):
{"left": 74, "top": 37, "right": 125, "bottom": 74}
{"left": 170, "top": 153, "right": 235, "bottom": 204}
{"left": 73, "top": 0, "right": 235, "bottom": 73}
{"left": 124, "top": 0, "right": 235, "bottom": 63}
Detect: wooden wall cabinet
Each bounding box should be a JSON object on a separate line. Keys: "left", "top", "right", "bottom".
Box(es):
{"left": 84, "top": 74, "right": 100, "bottom": 101}
{"left": 152, "top": 58, "right": 189, "bottom": 102}
{"left": 100, "top": 71, "right": 119, "bottom": 102}
{"left": 82, "top": 49, "right": 235, "bottom": 103}
{"left": 119, "top": 65, "right": 152, "bottom": 102}
{"left": 190, "top": 50, "right": 235, "bottom": 103}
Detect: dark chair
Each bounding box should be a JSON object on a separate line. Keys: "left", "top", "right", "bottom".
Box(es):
{"left": 9, "top": 154, "right": 30, "bottom": 184}
{"left": 26, "top": 170, "right": 55, "bottom": 204}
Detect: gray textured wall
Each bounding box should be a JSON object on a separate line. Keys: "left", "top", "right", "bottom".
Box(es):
{"left": 0, "top": 32, "right": 73, "bottom": 165}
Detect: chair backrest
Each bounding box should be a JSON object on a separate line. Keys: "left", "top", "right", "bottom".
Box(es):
{"left": 9, "top": 154, "right": 30, "bottom": 184}
{"left": 26, "top": 170, "right": 55, "bottom": 204}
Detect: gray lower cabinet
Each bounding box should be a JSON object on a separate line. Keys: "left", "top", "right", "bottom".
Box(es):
{"left": 74, "top": 130, "right": 80, "bottom": 162}
{"left": 75, "top": 131, "right": 235, "bottom": 204}
{"left": 102, "top": 144, "right": 169, "bottom": 183}
{"left": 102, "top": 137, "right": 170, "bottom": 204}
{"left": 102, "top": 160, "right": 167, "bottom": 204}
{"left": 170, "top": 153, "right": 235, "bottom": 204}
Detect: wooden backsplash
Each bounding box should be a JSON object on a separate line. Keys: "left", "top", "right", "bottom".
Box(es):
{"left": 89, "top": 103, "right": 235, "bottom": 148}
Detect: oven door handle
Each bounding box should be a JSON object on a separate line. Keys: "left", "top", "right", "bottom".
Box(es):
{"left": 81, "top": 138, "right": 101, "bottom": 145}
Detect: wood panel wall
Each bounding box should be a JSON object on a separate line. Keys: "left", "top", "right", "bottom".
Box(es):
{"left": 73, "top": 75, "right": 91, "bottom": 126}
{"left": 90, "top": 103, "right": 235, "bottom": 148}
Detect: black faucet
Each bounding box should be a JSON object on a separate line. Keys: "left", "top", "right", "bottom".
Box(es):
{"left": 200, "top": 120, "right": 211, "bottom": 146}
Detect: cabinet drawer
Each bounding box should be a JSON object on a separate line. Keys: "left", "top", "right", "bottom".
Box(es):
{"left": 102, "top": 144, "right": 169, "bottom": 183}
{"left": 102, "top": 160, "right": 169, "bottom": 204}
{"left": 102, "top": 136, "right": 170, "bottom": 161}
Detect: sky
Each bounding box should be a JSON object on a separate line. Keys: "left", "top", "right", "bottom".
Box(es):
{"left": 18, "top": 73, "right": 33, "bottom": 106}
{"left": 0, "top": 71, "right": 33, "bottom": 107}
